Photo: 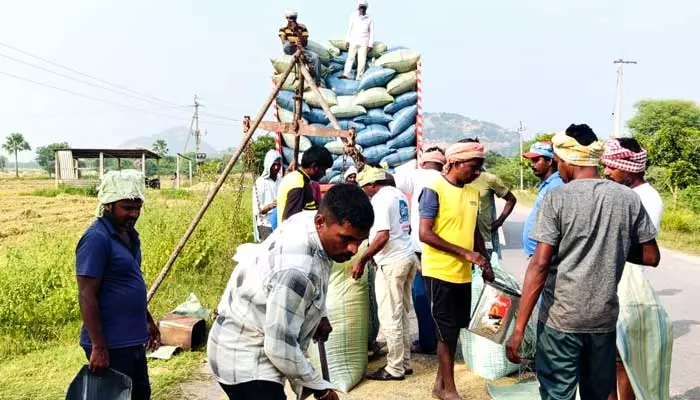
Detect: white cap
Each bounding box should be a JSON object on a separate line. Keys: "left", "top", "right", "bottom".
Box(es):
{"left": 284, "top": 9, "right": 298, "bottom": 18}
{"left": 358, "top": 0, "right": 368, "bottom": 7}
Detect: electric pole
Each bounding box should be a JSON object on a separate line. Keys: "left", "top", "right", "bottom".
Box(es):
{"left": 518, "top": 120, "right": 525, "bottom": 191}
{"left": 193, "top": 94, "right": 202, "bottom": 156}
{"left": 613, "top": 59, "right": 637, "bottom": 138}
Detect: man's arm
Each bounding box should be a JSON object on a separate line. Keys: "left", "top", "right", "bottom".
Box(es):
{"left": 77, "top": 276, "right": 106, "bottom": 349}
{"left": 506, "top": 242, "right": 554, "bottom": 363}
{"left": 279, "top": 29, "right": 288, "bottom": 45}
{"left": 300, "top": 25, "right": 309, "bottom": 47}
{"left": 351, "top": 230, "right": 389, "bottom": 280}
{"left": 493, "top": 191, "right": 517, "bottom": 231}
{"left": 345, "top": 15, "right": 354, "bottom": 47}
{"left": 472, "top": 223, "right": 494, "bottom": 282}
{"left": 368, "top": 18, "right": 374, "bottom": 50}
{"left": 628, "top": 239, "right": 660, "bottom": 267}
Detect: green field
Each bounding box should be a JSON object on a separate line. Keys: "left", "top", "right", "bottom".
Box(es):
{"left": 0, "top": 177, "right": 252, "bottom": 399}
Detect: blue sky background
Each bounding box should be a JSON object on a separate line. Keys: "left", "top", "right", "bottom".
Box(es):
{"left": 1, "top": 0, "right": 698, "bottom": 161}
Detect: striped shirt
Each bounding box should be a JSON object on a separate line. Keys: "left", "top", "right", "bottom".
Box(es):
{"left": 207, "top": 211, "right": 334, "bottom": 394}
{"left": 279, "top": 23, "right": 309, "bottom": 46}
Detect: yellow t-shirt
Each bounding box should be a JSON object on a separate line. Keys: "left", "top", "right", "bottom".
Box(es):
{"left": 277, "top": 170, "right": 317, "bottom": 226}
{"left": 420, "top": 175, "right": 480, "bottom": 284}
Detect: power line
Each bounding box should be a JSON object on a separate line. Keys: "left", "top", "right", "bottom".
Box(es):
{"left": 0, "top": 40, "right": 186, "bottom": 110}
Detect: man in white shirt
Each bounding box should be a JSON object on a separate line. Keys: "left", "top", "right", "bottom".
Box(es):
{"left": 252, "top": 150, "right": 282, "bottom": 242}
{"left": 341, "top": 0, "right": 374, "bottom": 81}
{"left": 351, "top": 166, "right": 420, "bottom": 381}
{"left": 602, "top": 137, "right": 665, "bottom": 400}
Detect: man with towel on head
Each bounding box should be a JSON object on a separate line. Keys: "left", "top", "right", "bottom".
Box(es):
{"left": 418, "top": 140, "right": 492, "bottom": 400}
{"left": 506, "top": 124, "right": 661, "bottom": 400}
{"left": 76, "top": 170, "right": 160, "bottom": 400}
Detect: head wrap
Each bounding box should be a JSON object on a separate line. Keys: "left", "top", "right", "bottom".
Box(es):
{"left": 601, "top": 138, "right": 647, "bottom": 173}
{"left": 343, "top": 166, "right": 358, "bottom": 180}
{"left": 523, "top": 142, "right": 554, "bottom": 159}
{"left": 357, "top": 166, "right": 387, "bottom": 187}
{"left": 261, "top": 150, "right": 281, "bottom": 179}
{"left": 284, "top": 9, "right": 298, "bottom": 18}
{"left": 420, "top": 149, "right": 446, "bottom": 167}
{"left": 445, "top": 142, "right": 485, "bottom": 166}
{"left": 96, "top": 169, "right": 146, "bottom": 217}
{"left": 551, "top": 131, "right": 604, "bottom": 167}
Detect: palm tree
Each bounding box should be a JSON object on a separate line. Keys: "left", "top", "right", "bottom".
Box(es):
{"left": 152, "top": 139, "right": 168, "bottom": 178}
{"left": 2, "top": 133, "right": 31, "bottom": 178}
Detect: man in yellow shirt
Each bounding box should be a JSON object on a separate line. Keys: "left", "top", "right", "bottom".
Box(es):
{"left": 418, "top": 140, "right": 494, "bottom": 400}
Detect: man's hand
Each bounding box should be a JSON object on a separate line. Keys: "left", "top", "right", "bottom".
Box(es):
{"left": 345, "top": 42, "right": 350, "bottom": 50}
{"left": 319, "top": 390, "right": 340, "bottom": 400}
{"left": 461, "top": 250, "right": 487, "bottom": 267}
{"left": 313, "top": 317, "right": 333, "bottom": 343}
{"left": 481, "top": 264, "right": 495, "bottom": 283}
{"left": 305, "top": 388, "right": 339, "bottom": 400}
{"left": 146, "top": 318, "right": 161, "bottom": 351}
{"left": 89, "top": 345, "right": 110, "bottom": 375}
{"left": 351, "top": 261, "right": 365, "bottom": 280}
{"left": 505, "top": 328, "right": 524, "bottom": 364}
{"left": 262, "top": 201, "right": 277, "bottom": 215}
{"left": 491, "top": 219, "right": 504, "bottom": 233}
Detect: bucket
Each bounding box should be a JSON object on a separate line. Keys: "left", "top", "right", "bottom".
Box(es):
{"left": 468, "top": 280, "right": 521, "bottom": 344}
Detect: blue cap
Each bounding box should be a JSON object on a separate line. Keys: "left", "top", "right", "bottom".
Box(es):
{"left": 523, "top": 142, "right": 554, "bottom": 159}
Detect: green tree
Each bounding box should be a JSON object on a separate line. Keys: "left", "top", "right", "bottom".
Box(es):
{"left": 35, "top": 142, "right": 70, "bottom": 177}
{"left": 0, "top": 154, "right": 6, "bottom": 170}
{"left": 246, "top": 135, "right": 276, "bottom": 175}
{"left": 2, "top": 133, "right": 31, "bottom": 178}
{"left": 152, "top": 139, "right": 169, "bottom": 157}
{"left": 628, "top": 100, "right": 700, "bottom": 205}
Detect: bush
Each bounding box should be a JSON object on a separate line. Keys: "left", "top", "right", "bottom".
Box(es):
{"left": 679, "top": 185, "right": 700, "bottom": 214}
{"left": 31, "top": 184, "right": 98, "bottom": 197}
{"left": 660, "top": 208, "right": 700, "bottom": 234}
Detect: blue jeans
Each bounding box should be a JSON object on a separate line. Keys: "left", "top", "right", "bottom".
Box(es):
{"left": 283, "top": 43, "right": 322, "bottom": 86}
{"left": 83, "top": 345, "right": 151, "bottom": 400}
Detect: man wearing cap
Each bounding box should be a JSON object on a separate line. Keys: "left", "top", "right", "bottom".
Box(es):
{"left": 76, "top": 170, "right": 160, "bottom": 400}
{"left": 352, "top": 167, "right": 420, "bottom": 381}
{"left": 602, "top": 137, "right": 666, "bottom": 400}
{"left": 521, "top": 141, "right": 564, "bottom": 259}
{"left": 341, "top": 0, "right": 374, "bottom": 80}
{"left": 279, "top": 9, "right": 322, "bottom": 87}
{"left": 418, "top": 140, "right": 493, "bottom": 400}
{"left": 506, "top": 124, "right": 661, "bottom": 400}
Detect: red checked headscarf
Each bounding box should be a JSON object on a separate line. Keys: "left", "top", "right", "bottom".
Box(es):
{"left": 601, "top": 138, "right": 647, "bottom": 173}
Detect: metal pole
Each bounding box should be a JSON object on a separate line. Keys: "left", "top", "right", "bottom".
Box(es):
{"left": 292, "top": 58, "right": 305, "bottom": 170}
{"left": 518, "top": 121, "right": 524, "bottom": 191}
{"left": 176, "top": 156, "right": 180, "bottom": 189}
{"left": 146, "top": 51, "right": 301, "bottom": 302}
{"left": 613, "top": 59, "right": 637, "bottom": 138}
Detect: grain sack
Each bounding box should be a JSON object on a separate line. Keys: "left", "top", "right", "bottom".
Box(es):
{"left": 332, "top": 155, "right": 356, "bottom": 170}
{"left": 358, "top": 66, "right": 396, "bottom": 91}
{"left": 388, "top": 105, "right": 418, "bottom": 135}
{"left": 384, "top": 91, "right": 418, "bottom": 114}
{"left": 327, "top": 74, "right": 361, "bottom": 96}
{"left": 368, "top": 42, "right": 388, "bottom": 59}
{"left": 353, "top": 88, "right": 394, "bottom": 109}
{"left": 308, "top": 247, "right": 371, "bottom": 392}
{"left": 386, "top": 125, "right": 416, "bottom": 150}
{"left": 277, "top": 108, "right": 307, "bottom": 124}
{"left": 380, "top": 146, "right": 416, "bottom": 167}
{"left": 354, "top": 108, "right": 393, "bottom": 125}
{"left": 363, "top": 144, "right": 395, "bottom": 165}
{"left": 304, "top": 88, "right": 338, "bottom": 108}
{"left": 326, "top": 120, "right": 366, "bottom": 131}
{"left": 356, "top": 124, "right": 392, "bottom": 148}
{"left": 331, "top": 96, "right": 367, "bottom": 119}
{"left": 273, "top": 72, "right": 298, "bottom": 91}
{"left": 306, "top": 40, "right": 332, "bottom": 65}
{"left": 271, "top": 54, "right": 296, "bottom": 74}
{"left": 276, "top": 90, "right": 310, "bottom": 114}
{"left": 307, "top": 129, "right": 336, "bottom": 147}
{"left": 281, "top": 146, "right": 294, "bottom": 164}
{"left": 325, "top": 140, "right": 363, "bottom": 156}
{"left": 329, "top": 39, "right": 347, "bottom": 50}
{"left": 305, "top": 108, "right": 330, "bottom": 125}
{"left": 281, "top": 133, "right": 312, "bottom": 152}
{"left": 386, "top": 71, "right": 417, "bottom": 96}
{"left": 320, "top": 169, "right": 341, "bottom": 184}
{"left": 375, "top": 50, "right": 421, "bottom": 73}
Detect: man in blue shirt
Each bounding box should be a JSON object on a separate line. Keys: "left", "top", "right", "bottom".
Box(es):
{"left": 522, "top": 142, "right": 564, "bottom": 258}
{"left": 76, "top": 170, "right": 160, "bottom": 400}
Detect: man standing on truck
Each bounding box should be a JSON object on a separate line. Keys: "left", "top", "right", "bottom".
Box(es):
{"left": 351, "top": 166, "right": 420, "bottom": 381}
{"left": 602, "top": 137, "right": 666, "bottom": 400}
{"left": 505, "top": 124, "right": 661, "bottom": 400}
{"left": 279, "top": 9, "right": 322, "bottom": 87}
{"left": 521, "top": 141, "right": 564, "bottom": 259}
{"left": 341, "top": 0, "right": 374, "bottom": 81}
{"left": 277, "top": 145, "right": 334, "bottom": 226}
{"left": 76, "top": 170, "right": 160, "bottom": 400}
{"left": 418, "top": 140, "right": 493, "bottom": 400}
{"left": 208, "top": 184, "right": 374, "bottom": 400}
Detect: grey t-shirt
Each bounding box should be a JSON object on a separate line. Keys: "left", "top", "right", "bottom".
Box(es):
{"left": 530, "top": 179, "right": 657, "bottom": 333}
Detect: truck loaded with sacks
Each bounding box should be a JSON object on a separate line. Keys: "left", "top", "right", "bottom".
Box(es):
{"left": 271, "top": 39, "right": 423, "bottom": 182}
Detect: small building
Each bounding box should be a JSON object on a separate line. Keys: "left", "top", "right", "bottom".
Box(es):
{"left": 54, "top": 148, "right": 161, "bottom": 186}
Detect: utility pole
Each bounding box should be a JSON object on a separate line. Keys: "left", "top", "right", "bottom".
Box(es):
{"left": 613, "top": 59, "right": 637, "bottom": 138}
{"left": 193, "top": 94, "right": 202, "bottom": 156}
{"left": 518, "top": 120, "right": 525, "bottom": 191}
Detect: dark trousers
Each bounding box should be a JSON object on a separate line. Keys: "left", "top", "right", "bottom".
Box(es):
{"left": 536, "top": 323, "right": 616, "bottom": 400}
{"left": 219, "top": 380, "right": 286, "bottom": 400}
{"left": 83, "top": 345, "right": 151, "bottom": 400}
{"left": 411, "top": 259, "right": 436, "bottom": 352}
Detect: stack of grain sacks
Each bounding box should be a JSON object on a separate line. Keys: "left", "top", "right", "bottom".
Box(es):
{"left": 271, "top": 39, "right": 421, "bottom": 183}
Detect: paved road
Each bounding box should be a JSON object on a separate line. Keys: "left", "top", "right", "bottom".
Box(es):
{"left": 499, "top": 203, "right": 700, "bottom": 399}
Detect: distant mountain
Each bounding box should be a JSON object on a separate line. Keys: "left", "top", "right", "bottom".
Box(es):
{"left": 422, "top": 112, "right": 519, "bottom": 156}
{"left": 118, "top": 127, "right": 221, "bottom": 157}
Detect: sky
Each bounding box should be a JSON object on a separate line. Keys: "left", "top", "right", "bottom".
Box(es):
{"left": 1, "top": 0, "right": 699, "bottom": 162}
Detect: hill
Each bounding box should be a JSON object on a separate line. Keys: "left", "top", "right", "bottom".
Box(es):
{"left": 118, "top": 127, "right": 221, "bottom": 157}
{"left": 422, "top": 112, "right": 519, "bottom": 156}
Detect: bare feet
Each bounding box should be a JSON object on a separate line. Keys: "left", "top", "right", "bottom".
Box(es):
{"left": 432, "top": 380, "right": 444, "bottom": 399}
{"left": 442, "top": 392, "right": 463, "bottom": 400}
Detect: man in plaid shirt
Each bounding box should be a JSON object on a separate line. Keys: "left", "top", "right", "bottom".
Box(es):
{"left": 208, "top": 184, "right": 375, "bottom": 400}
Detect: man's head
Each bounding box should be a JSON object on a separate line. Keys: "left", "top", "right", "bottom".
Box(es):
{"left": 96, "top": 170, "right": 146, "bottom": 230}
{"left": 444, "top": 139, "right": 485, "bottom": 186}
{"left": 300, "top": 145, "right": 334, "bottom": 181}
{"left": 284, "top": 9, "right": 298, "bottom": 25}
{"left": 523, "top": 141, "right": 557, "bottom": 179}
{"left": 420, "top": 146, "right": 446, "bottom": 171}
{"left": 552, "top": 124, "right": 603, "bottom": 183}
{"left": 601, "top": 138, "right": 648, "bottom": 187}
{"left": 344, "top": 166, "right": 358, "bottom": 185}
{"left": 357, "top": 166, "right": 389, "bottom": 198}
{"left": 263, "top": 149, "right": 282, "bottom": 180}
{"left": 316, "top": 184, "right": 374, "bottom": 263}
{"left": 358, "top": 0, "right": 368, "bottom": 15}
